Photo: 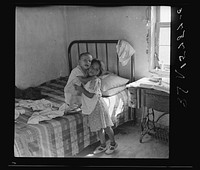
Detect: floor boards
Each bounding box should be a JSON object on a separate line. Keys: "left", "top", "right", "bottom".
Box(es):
{"left": 76, "top": 121, "right": 169, "bottom": 158}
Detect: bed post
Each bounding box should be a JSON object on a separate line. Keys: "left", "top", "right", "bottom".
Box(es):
{"left": 68, "top": 50, "right": 72, "bottom": 73}
{"left": 130, "top": 54, "right": 135, "bottom": 82}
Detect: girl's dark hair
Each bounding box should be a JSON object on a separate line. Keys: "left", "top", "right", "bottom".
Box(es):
{"left": 79, "top": 52, "right": 92, "bottom": 60}
{"left": 91, "top": 58, "right": 104, "bottom": 76}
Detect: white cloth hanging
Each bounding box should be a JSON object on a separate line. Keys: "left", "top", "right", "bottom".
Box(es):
{"left": 116, "top": 40, "right": 135, "bottom": 66}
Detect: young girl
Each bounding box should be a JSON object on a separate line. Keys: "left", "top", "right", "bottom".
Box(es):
{"left": 74, "top": 59, "right": 118, "bottom": 155}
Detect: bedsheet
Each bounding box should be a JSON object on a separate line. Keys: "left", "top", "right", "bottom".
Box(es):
{"left": 14, "top": 76, "right": 133, "bottom": 157}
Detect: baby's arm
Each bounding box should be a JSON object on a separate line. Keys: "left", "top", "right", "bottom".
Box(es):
{"left": 77, "top": 76, "right": 96, "bottom": 85}
{"left": 74, "top": 84, "right": 95, "bottom": 98}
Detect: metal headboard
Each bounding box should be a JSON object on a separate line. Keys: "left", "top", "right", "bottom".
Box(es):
{"left": 67, "top": 40, "right": 134, "bottom": 82}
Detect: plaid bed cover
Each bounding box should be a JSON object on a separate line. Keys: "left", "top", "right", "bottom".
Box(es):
{"left": 14, "top": 76, "right": 133, "bottom": 157}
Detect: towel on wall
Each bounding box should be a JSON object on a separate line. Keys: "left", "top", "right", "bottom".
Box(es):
{"left": 116, "top": 40, "right": 135, "bottom": 66}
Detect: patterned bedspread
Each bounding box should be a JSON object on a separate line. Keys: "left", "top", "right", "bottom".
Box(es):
{"left": 14, "top": 76, "right": 133, "bottom": 157}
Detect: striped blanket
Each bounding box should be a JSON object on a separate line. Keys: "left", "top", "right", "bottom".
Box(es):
{"left": 14, "top": 76, "right": 133, "bottom": 157}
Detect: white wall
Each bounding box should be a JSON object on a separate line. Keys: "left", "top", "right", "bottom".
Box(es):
{"left": 64, "top": 6, "right": 151, "bottom": 80}
{"left": 15, "top": 6, "right": 151, "bottom": 89}
{"left": 15, "top": 6, "right": 69, "bottom": 89}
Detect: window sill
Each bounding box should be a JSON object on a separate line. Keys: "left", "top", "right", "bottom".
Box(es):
{"left": 149, "top": 69, "right": 170, "bottom": 78}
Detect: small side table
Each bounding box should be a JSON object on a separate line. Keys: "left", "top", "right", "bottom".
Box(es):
{"left": 126, "top": 77, "right": 170, "bottom": 143}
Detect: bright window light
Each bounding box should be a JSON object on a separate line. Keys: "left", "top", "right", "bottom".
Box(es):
{"left": 160, "top": 6, "right": 171, "bottom": 22}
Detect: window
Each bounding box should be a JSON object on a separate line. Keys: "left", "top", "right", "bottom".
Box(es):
{"left": 149, "top": 6, "right": 171, "bottom": 76}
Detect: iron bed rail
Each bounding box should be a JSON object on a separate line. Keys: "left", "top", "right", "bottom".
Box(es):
{"left": 67, "top": 40, "right": 135, "bottom": 82}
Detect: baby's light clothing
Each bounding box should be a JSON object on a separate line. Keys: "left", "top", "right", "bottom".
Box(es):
{"left": 65, "top": 77, "right": 82, "bottom": 95}
{"left": 64, "top": 65, "right": 85, "bottom": 110}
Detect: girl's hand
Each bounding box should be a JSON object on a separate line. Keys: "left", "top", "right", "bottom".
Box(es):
{"left": 74, "top": 83, "right": 95, "bottom": 98}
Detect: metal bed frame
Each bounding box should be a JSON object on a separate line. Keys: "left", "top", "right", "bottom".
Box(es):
{"left": 67, "top": 40, "right": 135, "bottom": 82}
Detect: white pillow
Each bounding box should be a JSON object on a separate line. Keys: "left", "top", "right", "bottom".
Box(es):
{"left": 102, "top": 85, "right": 127, "bottom": 97}
{"left": 101, "top": 74, "right": 129, "bottom": 91}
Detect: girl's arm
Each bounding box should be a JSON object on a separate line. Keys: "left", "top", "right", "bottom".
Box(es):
{"left": 74, "top": 84, "right": 95, "bottom": 98}
{"left": 77, "top": 76, "right": 96, "bottom": 85}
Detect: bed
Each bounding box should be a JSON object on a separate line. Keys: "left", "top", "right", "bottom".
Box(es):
{"left": 14, "top": 40, "right": 135, "bottom": 157}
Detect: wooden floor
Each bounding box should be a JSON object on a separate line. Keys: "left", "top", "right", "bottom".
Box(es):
{"left": 75, "top": 121, "right": 169, "bottom": 158}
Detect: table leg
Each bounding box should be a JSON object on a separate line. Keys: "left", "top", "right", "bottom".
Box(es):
{"left": 140, "top": 107, "right": 148, "bottom": 143}
{"left": 140, "top": 108, "right": 169, "bottom": 143}
{"left": 140, "top": 108, "right": 155, "bottom": 143}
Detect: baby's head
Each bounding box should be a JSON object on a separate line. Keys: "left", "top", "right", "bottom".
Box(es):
{"left": 88, "top": 59, "right": 104, "bottom": 77}
{"left": 78, "top": 52, "right": 93, "bottom": 71}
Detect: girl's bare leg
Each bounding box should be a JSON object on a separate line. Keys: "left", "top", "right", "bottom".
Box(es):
{"left": 104, "top": 126, "right": 116, "bottom": 145}
{"left": 98, "top": 128, "right": 106, "bottom": 147}
{"left": 104, "top": 126, "right": 118, "bottom": 154}
{"left": 93, "top": 128, "right": 107, "bottom": 154}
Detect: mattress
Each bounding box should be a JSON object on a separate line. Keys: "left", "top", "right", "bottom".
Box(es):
{"left": 14, "top": 76, "right": 133, "bottom": 157}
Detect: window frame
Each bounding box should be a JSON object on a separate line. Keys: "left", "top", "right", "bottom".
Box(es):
{"left": 149, "top": 6, "right": 171, "bottom": 77}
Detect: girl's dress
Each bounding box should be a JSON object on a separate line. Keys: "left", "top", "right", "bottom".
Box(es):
{"left": 81, "top": 78, "right": 114, "bottom": 132}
